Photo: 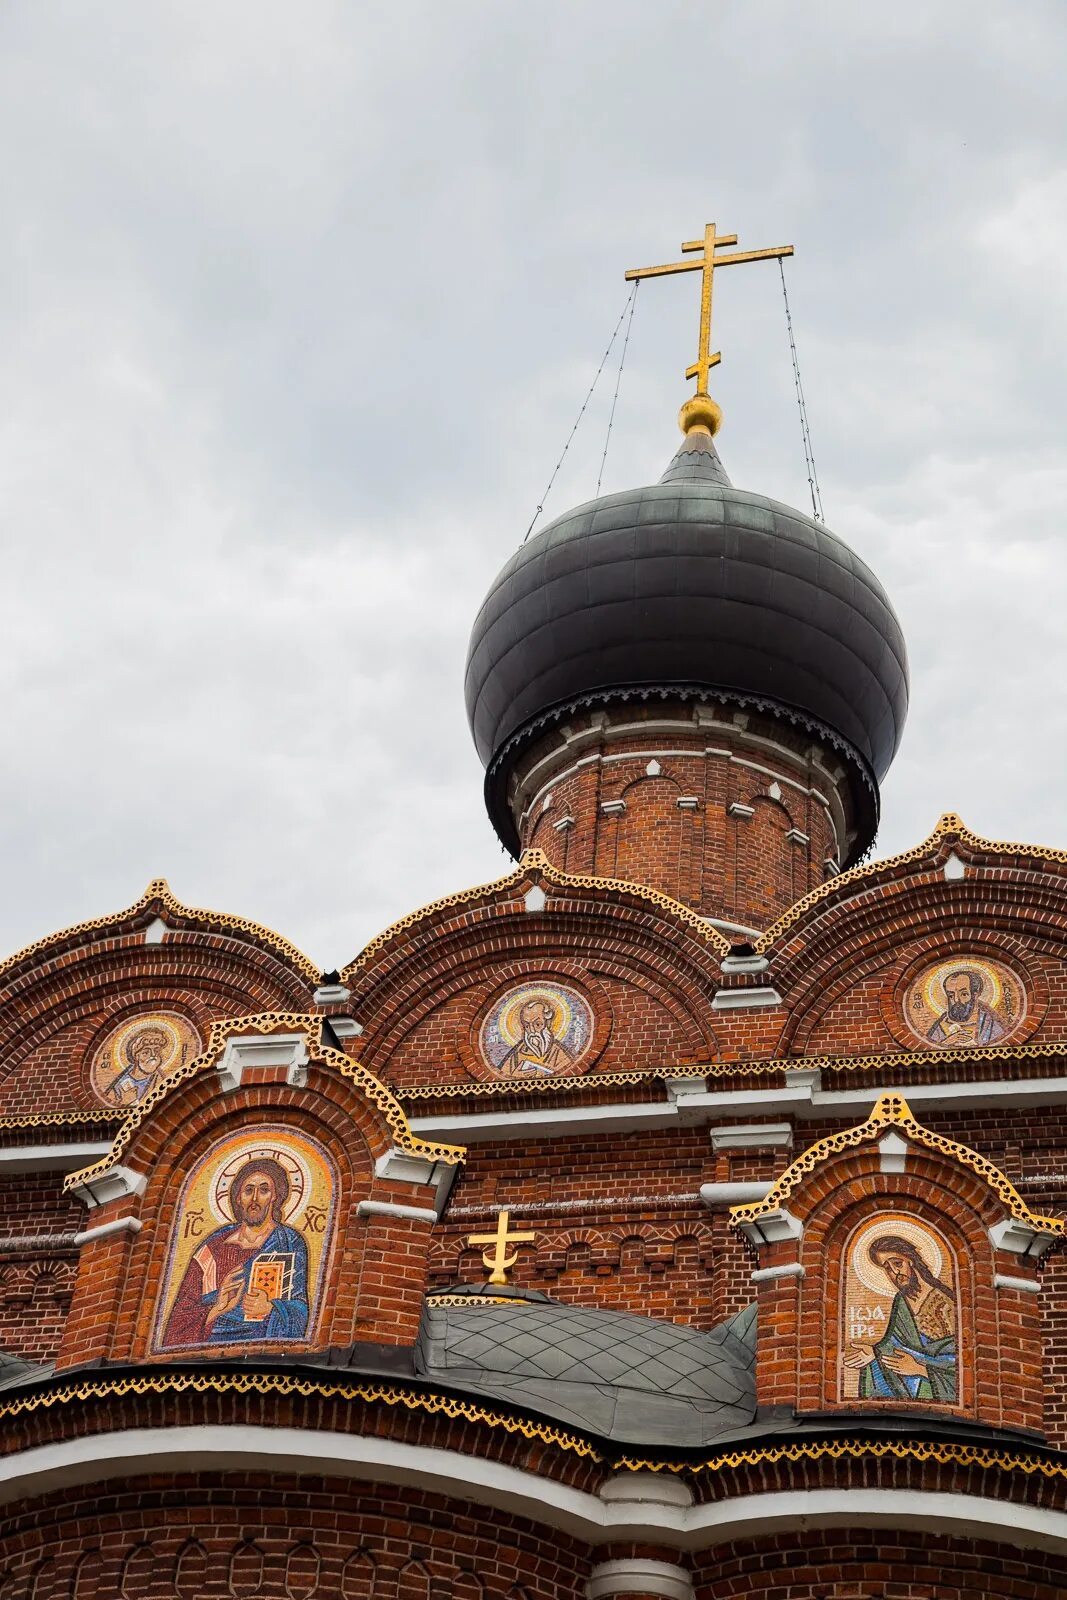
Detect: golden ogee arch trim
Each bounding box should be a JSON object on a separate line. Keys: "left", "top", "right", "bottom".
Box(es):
{"left": 342, "top": 848, "right": 731, "bottom": 979}
{"left": 0, "top": 877, "right": 320, "bottom": 987}
{"left": 757, "top": 812, "right": 1067, "bottom": 953}
{"left": 729, "top": 1091, "right": 1065, "bottom": 1234}
{"left": 63, "top": 1013, "right": 465, "bottom": 1194}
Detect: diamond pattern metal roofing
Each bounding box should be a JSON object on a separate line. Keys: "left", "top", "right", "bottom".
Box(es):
{"left": 416, "top": 1298, "right": 756, "bottom": 1447}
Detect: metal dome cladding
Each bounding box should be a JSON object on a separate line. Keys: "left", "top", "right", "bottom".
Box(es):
{"left": 465, "top": 430, "right": 909, "bottom": 862}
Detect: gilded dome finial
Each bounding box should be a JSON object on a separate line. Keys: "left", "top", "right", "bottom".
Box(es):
{"left": 625, "top": 221, "right": 794, "bottom": 434}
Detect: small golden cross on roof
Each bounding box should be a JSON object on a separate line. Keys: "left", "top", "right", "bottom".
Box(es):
{"left": 625, "top": 222, "right": 793, "bottom": 436}
{"left": 467, "top": 1208, "right": 536, "bottom": 1287}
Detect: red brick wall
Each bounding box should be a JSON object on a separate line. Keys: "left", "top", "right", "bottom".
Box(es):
{"left": 510, "top": 702, "right": 848, "bottom": 928}
{"left": 694, "top": 1528, "right": 1067, "bottom": 1598}
{"left": 0, "top": 1475, "right": 590, "bottom": 1597}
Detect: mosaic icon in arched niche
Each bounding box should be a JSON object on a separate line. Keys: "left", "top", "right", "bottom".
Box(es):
{"left": 154, "top": 1126, "right": 335, "bottom": 1352}
{"left": 840, "top": 1213, "right": 957, "bottom": 1404}
{"left": 90, "top": 1012, "right": 202, "bottom": 1108}
{"left": 903, "top": 956, "right": 1025, "bottom": 1049}
{"left": 479, "top": 981, "right": 593, "bottom": 1077}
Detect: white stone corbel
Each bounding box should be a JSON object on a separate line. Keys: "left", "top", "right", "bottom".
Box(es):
{"left": 718, "top": 952, "right": 769, "bottom": 975}
{"left": 327, "top": 1017, "right": 363, "bottom": 1039}
{"left": 600, "top": 799, "right": 626, "bottom": 816}
{"left": 69, "top": 1164, "right": 147, "bottom": 1209}
{"left": 552, "top": 814, "right": 576, "bottom": 833}
{"left": 665, "top": 1075, "right": 710, "bottom": 1102}
{"left": 676, "top": 795, "right": 700, "bottom": 810}
{"left": 728, "top": 801, "right": 755, "bottom": 819}
{"left": 878, "top": 1130, "right": 909, "bottom": 1173}
{"left": 374, "top": 1150, "right": 458, "bottom": 1220}
{"left": 710, "top": 986, "right": 782, "bottom": 1011}
{"left": 989, "top": 1217, "right": 1061, "bottom": 1261}
{"left": 217, "top": 1031, "right": 310, "bottom": 1091}
{"left": 736, "top": 1207, "right": 804, "bottom": 1248}
{"left": 314, "top": 983, "right": 351, "bottom": 1006}
{"left": 587, "top": 1558, "right": 693, "bottom": 1600}
{"left": 785, "top": 828, "right": 810, "bottom": 845}
{"left": 710, "top": 1122, "right": 793, "bottom": 1151}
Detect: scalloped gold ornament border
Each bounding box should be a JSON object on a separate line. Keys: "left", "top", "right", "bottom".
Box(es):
{"left": 0, "top": 878, "right": 319, "bottom": 988}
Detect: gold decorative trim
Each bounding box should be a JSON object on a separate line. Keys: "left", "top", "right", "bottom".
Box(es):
{"left": 63, "top": 1014, "right": 464, "bottom": 1193}
{"left": 0, "top": 1109, "right": 121, "bottom": 1131}
{"left": 730, "top": 1091, "right": 1065, "bottom": 1234}
{"left": 0, "top": 1371, "right": 597, "bottom": 1460}
{"left": 616, "top": 1436, "right": 1067, "bottom": 1481}
{"left": 342, "top": 849, "right": 729, "bottom": 979}
{"left": 1, "top": 1374, "right": 1066, "bottom": 1493}
{"left": 396, "top": 1038, "right": 1067, "bottom": 1101}
{"left": 0, "top": 879, "right": 319, "bottom": 988}
{"left": 758, "top": 812, "right": 1067, "bottom": 953}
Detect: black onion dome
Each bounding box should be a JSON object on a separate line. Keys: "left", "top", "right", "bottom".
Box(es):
{"left": 465, "top": 430, "right": 909, "bottom": 865}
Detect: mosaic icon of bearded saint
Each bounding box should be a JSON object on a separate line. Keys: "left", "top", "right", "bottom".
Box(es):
{"left": 926, "top": 968, "right": 1007, "bottom": 1047}
{"left": 160, "top": 1157, "right": 309, "bottom": 1348}
{"left": 498, "top": 996, "right": 575, "bottom": 1075}
{"left": 843, "top": 1234, "right": 957, "bottom": 1403}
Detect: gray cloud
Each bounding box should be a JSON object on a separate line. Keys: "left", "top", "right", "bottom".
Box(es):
{"left": 0, "top": 1, "right": 1064, "bottom": 967}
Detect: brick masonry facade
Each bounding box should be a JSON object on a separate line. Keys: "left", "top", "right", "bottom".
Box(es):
{"left": 0, "top": 816, "right": 1065, "bottom": 1590}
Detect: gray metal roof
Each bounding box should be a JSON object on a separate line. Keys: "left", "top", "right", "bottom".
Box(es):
{"left": 465, "top": 430, "right": 909, "bottom": 864}
{"left": 416, "top": 1296, "right": 756, "bottom": 1447}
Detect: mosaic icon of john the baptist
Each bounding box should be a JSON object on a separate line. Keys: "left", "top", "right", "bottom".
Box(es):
{"left": 904, "top": 956, "right": 1024, "bottom": 1050}
{"left": 90, "top": 1012, "right": 202, "bottom": 1108}
{"left": 154, "top": 1128, "right": 334, "bottom": 1352}
{"left": 479, "top": 981, "right": 593, "bottom": 1077}
{"left": 841, "top": 1215, "right": 958, "bottom": 1404}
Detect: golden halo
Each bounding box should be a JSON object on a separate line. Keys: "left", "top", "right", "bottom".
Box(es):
{"left": 109, "top": 1014, "right": 187, "bottom": 1073}
{"left": 210, "top": 1141, "right": 310, "bottom": 1227}
{"left": 498, "top": 986, "right": 576, "bottom": 1048}
{"left": 849, "top": 1216, "right": 944, "bottom": 1296}
{"left": 918, "top": 958, "right": 1003, "bottom": 1018}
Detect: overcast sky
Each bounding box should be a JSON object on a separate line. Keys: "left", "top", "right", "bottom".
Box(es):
{"left": 1, "top": 3, "right": 1064, "bottom": 972}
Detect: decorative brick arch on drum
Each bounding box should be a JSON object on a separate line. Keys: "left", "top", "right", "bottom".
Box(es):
{"left": 339, "top": 855, "right": 726, "bottom": 1089}
{"left": 56, "top": 1016, "right": 464, "bottom": 1369}
{"left": 0, "top": 879, "right": 318, "bottom": 1115}
{"left": 731, "top": 1095, "right": 1065, "bottom": 1435}
{"left": 758, "top": 831, "right": 1067, "bottom": 1061}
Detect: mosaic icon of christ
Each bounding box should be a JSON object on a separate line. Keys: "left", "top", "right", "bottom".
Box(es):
{"left": 160, "top": 1156, "right": 309, "bottom": 1348}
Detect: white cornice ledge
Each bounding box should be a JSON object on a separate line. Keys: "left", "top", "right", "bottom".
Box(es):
{"left": 0, "top": 1434, "right": 1065, "bottom": 1557}
{"left": 587, "top": 1558, "right": 693, "bottom": 1599}
{"left": 0, "top": 1143, "right": 110, "bottom": 1175}
{"left": 73, "top": 1215, "right": 142, "bottom": 1246}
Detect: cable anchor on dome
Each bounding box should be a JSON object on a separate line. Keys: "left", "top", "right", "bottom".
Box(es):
{"left": 625, "top": 221, "right": 794, "bottom": 437}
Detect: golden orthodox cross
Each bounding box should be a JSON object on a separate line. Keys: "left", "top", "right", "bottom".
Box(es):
{"left": 625, "top": 222, "right": 793, "bottom": 434}
{"left": 467, "top": 1209, "right": 536, "bottom": 1287}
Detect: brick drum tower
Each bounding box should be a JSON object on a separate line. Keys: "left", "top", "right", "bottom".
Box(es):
{"left": 0, "top": 226, "right": 1066, "bottom": 1598}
